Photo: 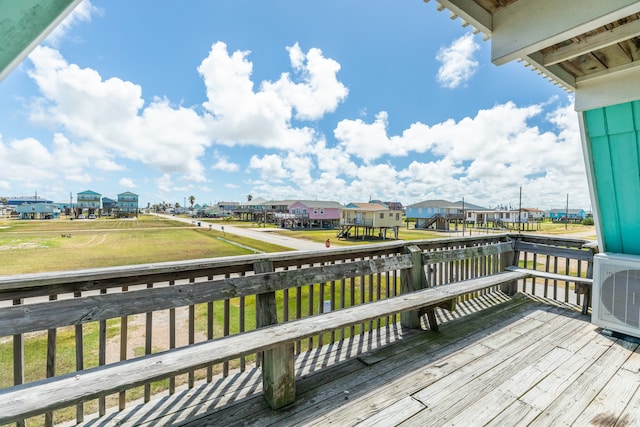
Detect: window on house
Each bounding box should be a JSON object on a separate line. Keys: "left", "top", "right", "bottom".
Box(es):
{"left": 396, "top": 213, "right": 400, "bottom": 220}
{"left": 379, "top": 213, "right": 384, "bottom": 219}
{"left": 313, "top": 208, "right": 318, "bottom": 214}
{"left": 320, "top": 208, "right": 324, "bottom": 214}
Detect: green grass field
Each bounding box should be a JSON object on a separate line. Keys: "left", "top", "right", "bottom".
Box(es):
{"left": 0, "top": 215, "right": 291, "bottom": 275}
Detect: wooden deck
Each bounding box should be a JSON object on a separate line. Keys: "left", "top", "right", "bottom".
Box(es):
{"left": 71, "top": 292, "right": 640, "bottom": 427}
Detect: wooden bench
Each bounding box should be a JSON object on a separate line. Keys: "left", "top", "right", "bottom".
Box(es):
{"left": 504, "top": 266, "right": 593, "bottom": 314}
{"left": 0, "top": 268, "right": 527, "bottom": 425}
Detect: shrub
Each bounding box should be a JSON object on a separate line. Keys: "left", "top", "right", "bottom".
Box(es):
{"left": 582, "top": 217, "right": 594, "bottom": 225}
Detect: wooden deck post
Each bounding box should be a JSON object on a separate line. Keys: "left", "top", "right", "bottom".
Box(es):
{"left": 401, "top": 245, "right": 427, "bottom": 329}
{"left": 500, "top": 240, "right": 518, "bottom": 295}
{"left": 255, "top": 260, "right": 295, "bottom": 409}
{"left": 581, "top": 242, "right": 599, "bottom": 314}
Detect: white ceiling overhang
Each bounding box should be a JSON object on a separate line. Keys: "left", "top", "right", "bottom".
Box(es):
{"left": 429, "top": 0, "right": 640, "bottom": 110}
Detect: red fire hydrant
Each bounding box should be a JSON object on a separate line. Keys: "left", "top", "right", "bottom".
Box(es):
{"left": 325, "top": 239, "right": 331, "bottom": 248}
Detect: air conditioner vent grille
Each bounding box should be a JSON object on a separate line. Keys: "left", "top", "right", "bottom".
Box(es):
{"left": 600, "top": 269, "right": 640, "bottom": 328}
{"left": 593, "top": 253, "right": 640, "bottom": 338}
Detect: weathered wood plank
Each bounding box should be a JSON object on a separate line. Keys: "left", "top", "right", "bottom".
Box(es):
{"left": 504, "top": 266, "right": 593, "bottom": 284}
{"left": 484, "top": 399, "right": 541, "bottom": 427}
{"left": 352, "top": 396, "right": 425, "bottom": 426}
{"left": 572, "top": 353, "right": 640, "bottom": 426}
{"left": 255, "top": 260, "right": 295, "bottom": 410}
{"left": 527, "top": 339, "right": 639, "bottom": 426}
{"left": 513, "top": 240, "right": 594, "bottom": 261}
{"left": 406, "top": 314, "right": 587, "bottom": 426}
{"left": 422, "top": 241, "right": 514, "bottom": 265}
{"left": 401, "top": 245, "right": 425, "bottom": 329}
{"left": 0, "top": 255, "right": 414, "bottom": 337}
{"left": 0, "top": 242, "right": 421, "bottom": 297}
{"left": 139, "top": 326, "right": 416, "bottom": 427}
{"left": 0, "top": 272, "right": 527, "bottom": 424}
{"left": 519, "top": 329, "right": 613, "bottom": 412}
{"left": 223, "top": 295, "right": 542, "bottom": 427}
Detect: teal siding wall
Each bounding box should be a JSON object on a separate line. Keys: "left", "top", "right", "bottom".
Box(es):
{"left": 585, "top": 101, "right": 640, "bottom": 254}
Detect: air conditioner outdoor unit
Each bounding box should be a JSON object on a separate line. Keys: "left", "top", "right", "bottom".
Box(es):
{"left": 593, "top": 252, "right": 640, "bottom": 338}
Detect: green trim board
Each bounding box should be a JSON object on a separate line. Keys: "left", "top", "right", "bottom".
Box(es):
{"left": 0, "top": 0, "right": 81, "bottom": 82}
{"left": 584, "top": 101, "right": 640, "bottom": 254}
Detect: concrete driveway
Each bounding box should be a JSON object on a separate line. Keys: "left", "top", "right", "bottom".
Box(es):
{"left": 151, "top": 213, "right": 326, "bottom": 251}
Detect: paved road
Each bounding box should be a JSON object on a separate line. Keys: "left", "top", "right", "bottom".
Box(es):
{"left": 151, "top": 213, "right": 326, "bottom": 251}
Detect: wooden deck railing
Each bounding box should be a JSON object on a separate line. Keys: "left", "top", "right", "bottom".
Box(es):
{"left": 0, "top": 233, "right": 596, "bottom": 426}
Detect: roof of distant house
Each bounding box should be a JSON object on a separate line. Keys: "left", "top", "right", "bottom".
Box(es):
{"left": 452, "top": 200, "right": 488, "bottom": 211}
{"left": 345, "top": 202, "right": 389, "bottom": 211}
{"left": 406, "top": 199, "right": 459, "bottom": 209}
{"left": 4, "top": 196, "right": 54, "bottom": 205}
{"left": 291, "top": 200, "right": 344, "bottom": 209}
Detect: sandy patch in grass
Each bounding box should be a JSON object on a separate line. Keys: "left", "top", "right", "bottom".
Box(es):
{"left": 0, "top": 242, "right": 48, "bottom": 250}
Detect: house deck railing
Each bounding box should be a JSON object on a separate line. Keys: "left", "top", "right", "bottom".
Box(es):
{"left": 0, "top": 233, "right": 596, "bottom": 426}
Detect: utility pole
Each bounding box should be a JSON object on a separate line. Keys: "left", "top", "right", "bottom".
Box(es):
{"left": 518, "top": 186, "right": 522, "bottom": 233}
{"left": 462, "top": 197, "right": 465, "bottom": 236}
{"left": 565, "top": 193, "right": 569, "bottom": 230}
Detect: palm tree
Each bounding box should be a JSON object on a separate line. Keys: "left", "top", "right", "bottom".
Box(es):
{"left": 247, "top": 194, "right": 253, "bottom": 202}
{"left": 189, "top": 195, "right": 195, "bottom": 215}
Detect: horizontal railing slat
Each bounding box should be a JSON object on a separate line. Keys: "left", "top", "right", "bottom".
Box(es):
{"left": 0, "top": 255, "right": 413, "bottom": 336}
{"left": 504, "top": 266, "right": 593, "bottom": 284}
{"left": 422, "top": 241, "right": 514, "bottom": 264}
{"left": 513, "top": 240, "right": 594, "bottom": 261}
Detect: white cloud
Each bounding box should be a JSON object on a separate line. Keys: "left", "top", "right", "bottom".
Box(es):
{"left": 119, "top": 178, "right": 137, "bottom": 188}
{"left": 198, "top": 41, "right": 346, "bottom": 151}
{"left": 26, "top": 46, "right": 210, "bottom": 184}
{"left": 211, "top": 151, "right": 239, "bottom": 172}
{"left": 436, "top": 33, "right": 480, "bottom": 89}
{"left": 45, "top": 0, "right": 100, "bottom": 47}
{"left": 155, "top": 174, "right": 173, "bottom": 193}
{"left": 263, "top": 43, "right": 349, "bottom": 121}
{"left": 249, "top": 154, "right": 289, "bottom": 181}
{"left": 18, "top": 43, "right": 349, "bottom": 199}
{"left": 334, "top": 111, "right": 436, "bottom": 162}
{"left": 95, "top": 159, "right": 125, "bottom": 171}
{"left": 0, "top": 136, "right": 56, "bottom": 182}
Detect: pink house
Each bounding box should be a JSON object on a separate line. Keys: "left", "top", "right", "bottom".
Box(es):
{"left": 286, "top": 200, "right": 343, "bottom": 229}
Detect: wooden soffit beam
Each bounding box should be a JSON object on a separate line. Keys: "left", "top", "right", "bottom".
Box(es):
{"left": 491, "top": 0, "right": 640, "bottom": 66}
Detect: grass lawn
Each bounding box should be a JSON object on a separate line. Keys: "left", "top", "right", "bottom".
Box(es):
{"left": 0, "top": 215, "right": 291, "bottom": 275}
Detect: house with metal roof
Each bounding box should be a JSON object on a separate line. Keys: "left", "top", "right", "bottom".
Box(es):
{"left": 339, "top": 201, "right": 403, "bottom": 239}
{"left": 548, "top": 208, "right": 587, "bottom": 222}
{"left": 77, "top": 190, "right": 101, "bottom": 217}
{"left": 101, "top": 197, "right": 117, "bottom": 217}
{"left": 4, "top": 196, "right": 53, "bottom": 206}
{"left": 117, "top": 192, "right": 139, "bottom": 218}
{"left": 406, "top": 199, "right": 468, "bottom": 230}
{"left": 15, "top": 202, "right": 60, "bottom": 220}
{"left": 286, "top": 200, "right": 343, "bottom": 229}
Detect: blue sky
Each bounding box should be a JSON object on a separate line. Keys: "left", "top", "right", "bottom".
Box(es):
{"left": 0, "top": 0, "right": 590, "bottom": 211}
